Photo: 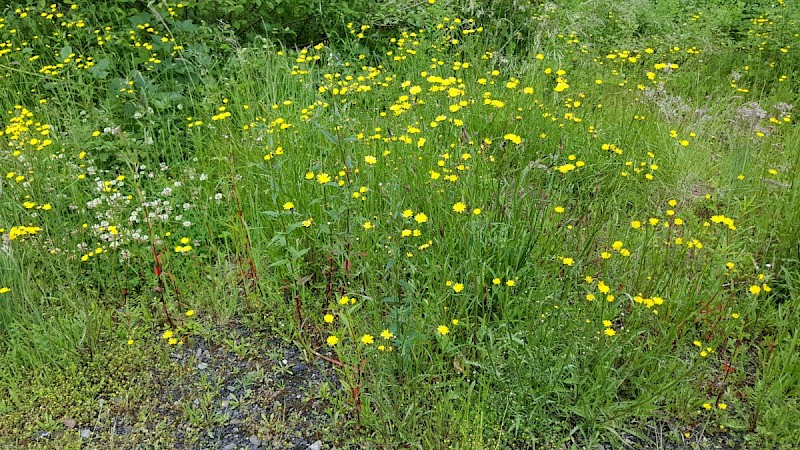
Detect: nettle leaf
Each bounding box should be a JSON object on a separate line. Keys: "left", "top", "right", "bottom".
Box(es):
{"left": 59, "top": 45, "right": 73, "bottom": 61}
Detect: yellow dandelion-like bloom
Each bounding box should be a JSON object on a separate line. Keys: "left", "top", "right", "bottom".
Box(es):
{"left": 452, "top": 202, "right": 466, "bottom": 213}
{"left": 361, "top": 334, "right": 374, "bottom": 345}
{"left": 380, "top": 329, "right": 395, "bottom": 340}
{"left": 437, "top": 325, "right": 450, "bottom": 335}
{"left": 326, "top": 335, "right": 339, "bottom": 346}
{"left": 503, "top": 133, "right": 522, "bottom": 145}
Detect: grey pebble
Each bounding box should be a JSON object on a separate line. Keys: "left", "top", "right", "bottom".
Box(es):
{"left": 80, "top": 428, "right": 92, "bottom": 439}
{"left": 291, "top": 364, "right": 306, "bottom": 376}
{"left": 249, "top": 435, "right": 261, "bottom": 447}
{"left": 197, "top": 362, "right": 208, "bottom": 370}
{"left": 307, "top": 440, "right": 322, "bottom": 450}
{"left": 224, "top": 443, "right": 236, "bottom": 450}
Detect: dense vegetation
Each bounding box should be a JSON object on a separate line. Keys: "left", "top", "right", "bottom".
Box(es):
{"left": 1, "top": 0, "right": 799, "bottom": 448}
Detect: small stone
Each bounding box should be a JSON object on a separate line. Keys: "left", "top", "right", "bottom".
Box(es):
{"left": 307, "top": 440, "right": 322, "bottom": 450}
{"left": 62, "top": 418, "right": 77, "bottom": 429}
{"left": 249, "top": 435, "right": 261, "bottom": 447}
{"left": 226, "top": 385, "right": 236, "bottom": 392}
{"left": 291, "top": 364, "right": 306, "bottom": 376}
{"left": 221, "top": 399, "right": 230, "bottom": 409}
{"left": 79, "top": 428, "right": 91, "bottom": 439}
{"left": 197, "top": 362, "right": 208, "bottom": 370}
{"left": 224, "top": 443, "right": 236, "bottom": 450}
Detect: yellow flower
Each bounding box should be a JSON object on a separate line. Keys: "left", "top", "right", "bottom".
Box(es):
{"left": 749, "top": 285, "right": 761, "bottom": 295}
{"left": 363, "top": 221, "right": 373, "bottom": 230}
{"left": 492, "top": 278, "right": 501, "bottom": 285}
{"left": 414, "top": 212, "right": 428, "bottom": 224}
{"left": 324, "top": 314, "right": 334, "bottom": 323}
{"left": 0, "top": 287, "right": 10, "bottom": 294}
{"left": 283, "top": 202, "right": 295, "bottom": 210}
{"left": 717, "top": 403, "right": 727, "bottom": 410}
{"left": 702, "top": 403, "right": 712, "bottom": 410}
{"left": 302, "top": 218, "right": 313, "bottom": 227}
{"left": 453, "top": 283, "right": 464, "bottom": 293}
{"left": 503, "top": 133, "right": 522, "bottom": 145}
{"left": 604, "top": 328, "right": 616, "bottom": 336}
{"left": 472, "top": 208, "right": 481, "bottom": 215}
{"left": 326, "top": 335, "right": 339, "bottom": 346}
{"left": 380, "top": 329, "right": 395, "bottom": 339}
{"left": 316, "top": 173, "right": 331, "bottom": 184}
{"left": 168, "top": 338, "right": 178, "bottom": 345}
{"left": 185, "top": 309, "right": 195, "bottom": 317}
{"left": 631, "top": 220, "right": 642, "bottom": 229}
{"left": 561, "top": 257, "right": 574, "bottom": 266}
{"left": 162, "top": 330, "right": 174, "bottom": 339}
{"left": 361, "top": 334, "right": 374, "bottom": 345}
{"left": 364, "top": 155, "right": 377, "bottom": 165}
{"left": 452, "top": 202, "right": 466, "bottom": 213}
{"left": 554, "top": 82, "right": 570, "bottom": 92}
{"left": 554, "top": 206, "right": 565, "bottom": 213}
{"left": 437, "top": 325, "right": 450, "bottom": 335}
{"left": 506, "top": 280, "right": 515, "bottom": 287}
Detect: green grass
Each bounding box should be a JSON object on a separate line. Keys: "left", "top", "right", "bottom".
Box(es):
{"left": 1, "top": 1, "right": 800, "bottom": 448}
